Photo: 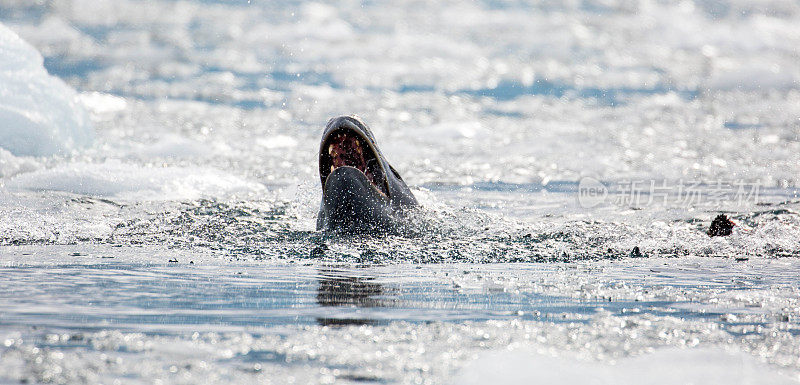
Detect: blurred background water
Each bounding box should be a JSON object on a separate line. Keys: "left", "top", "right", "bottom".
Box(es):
{"left": 1, "top": 0, "right": 800, "bottom": 383}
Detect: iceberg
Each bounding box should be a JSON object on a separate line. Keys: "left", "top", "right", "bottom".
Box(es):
{"left": 0, "top": 22, "right": 92, "bottom": 157}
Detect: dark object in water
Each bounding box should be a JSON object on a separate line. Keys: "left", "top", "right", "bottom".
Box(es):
{"left": 317, "top": 115, "right": 418, "bottom": 233}
{"left": 707, "top": 214, "right": 735, "bottom": 237}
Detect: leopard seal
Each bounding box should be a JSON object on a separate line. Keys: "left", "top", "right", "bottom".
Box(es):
{"left": 317, "top": 115, "right": 417, "bottom": 233}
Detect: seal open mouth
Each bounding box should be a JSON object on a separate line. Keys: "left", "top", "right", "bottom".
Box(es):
{"left": 319, "top": 126, "right": 389, "bottom": 197}
{"left": 316, "top": 115, "right": 418, "bottom": 232}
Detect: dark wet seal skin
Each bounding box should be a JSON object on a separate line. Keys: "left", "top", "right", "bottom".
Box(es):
{"left": 317, "top": 115, "right": 418, "bottom": 233}
{"left": 708, "top": 214, "right": 735, "bottom": 237}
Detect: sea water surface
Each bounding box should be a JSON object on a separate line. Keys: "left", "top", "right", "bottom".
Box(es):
{"left": 1, "top": 0, "right": 800, "bottom": 384}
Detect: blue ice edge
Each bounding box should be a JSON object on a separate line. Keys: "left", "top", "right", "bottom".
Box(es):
{"left": 422, "top": 180, "right": 800, "bottom": 200}
{"left": 43, "top": 49, "right": 697, "bottom": 110}
{"left": 458, "top": 79, "right": 699, "bottom": 106}
{"left": 422, "top": 180, "right": 581, "bottom": 194}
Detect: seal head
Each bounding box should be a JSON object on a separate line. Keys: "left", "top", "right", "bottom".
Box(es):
{"left": 317, "top": 115, "right": 417, "bottom": 232}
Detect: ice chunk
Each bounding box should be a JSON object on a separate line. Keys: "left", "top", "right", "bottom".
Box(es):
{"left": 79, "top": 92, "right": 127, "bottom": 115}
{"left": 134, "top": 135, "right": 214, "bottom": 159}
{"left": 0, "top": 22, "right": 93, "bottom": 157}
{"left": 0, "top": 148, "right": 40, "bottom": 178}
{"left": 257, "top": 135, "right": 298, "bottom": 149}
{"left": 454, "top": 347, "right": 795, "bottom": 385}
{"left": 707, "top": 62, "right": 798, "bottom": 91}
{"left": 3, "top": 161, "right": 264, "bottom": 201}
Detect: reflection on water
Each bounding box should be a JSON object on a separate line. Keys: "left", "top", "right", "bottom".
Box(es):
{"left": 316, "top": 268, "right": 387, "bottom": 326}
{"left": 2, "top": 251, "right": 800, "bottom": 384}
{"left": 0, "top": 255, "right": 797, "bottom": 337}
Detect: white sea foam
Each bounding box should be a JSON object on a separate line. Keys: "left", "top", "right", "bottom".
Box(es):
{"left": 0, "top": 22, "right": 93, "bottom": 157}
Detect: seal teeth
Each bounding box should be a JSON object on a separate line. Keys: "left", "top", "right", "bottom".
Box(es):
{"left": 328, "top": 145, "right": 333, "bottom": 155}
{"left": 330, "top": 165, "right": 335, "bottom": 172}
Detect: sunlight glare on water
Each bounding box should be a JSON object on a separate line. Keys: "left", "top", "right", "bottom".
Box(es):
{"left": 1, "top": 0, "right": 800, "bottom": 383}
